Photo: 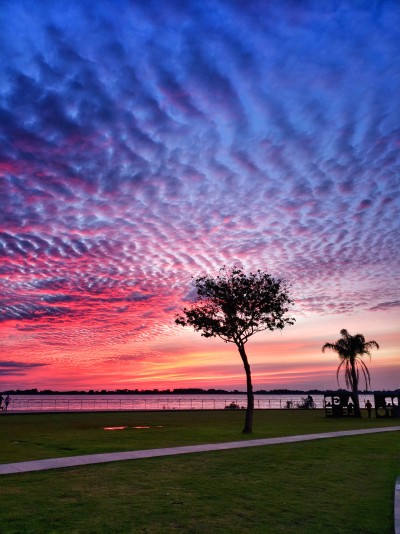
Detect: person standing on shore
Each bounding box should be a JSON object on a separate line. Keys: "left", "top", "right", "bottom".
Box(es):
{"left": 365, "top": 399, "right": 372, "bottom": 418}
{"left": 3, "top": 394, "right": 10, "bottom": 412}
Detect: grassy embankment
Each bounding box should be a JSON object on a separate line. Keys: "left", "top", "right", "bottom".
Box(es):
{"left": 0, "top": 410, "right": 398, "bottom": 533}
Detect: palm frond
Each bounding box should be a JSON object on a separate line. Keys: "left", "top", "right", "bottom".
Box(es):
{"left": 364, "top": 340, "right": 379, "bottom": 354}
{"left": 336, "top": 360, "right": 345, "bottom": 386}
{"left": 358, "top": 358, "right": 371, "bottom": 389}
{"left": 322, "top": 342, "right": 337, "bottom": 353}
{"left": 324, "top": 329, "right": 379, "bottom": 393}
{"left": 344, "top": 360, "right": 352, "bottom": 389}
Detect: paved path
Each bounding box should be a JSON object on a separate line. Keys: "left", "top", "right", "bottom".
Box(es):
{"left": 1, "top": 426, "right": 399, "bottom": 475}
{"left": 396, "top": 476, "right": 400, "bottom": 534}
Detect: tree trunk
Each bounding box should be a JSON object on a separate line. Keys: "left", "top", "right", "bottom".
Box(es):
{"left": 237, "top": 342, "right": 254, "bottom": 433}
{"left": 350, "top": 361, "right": 362, "bottom": 417}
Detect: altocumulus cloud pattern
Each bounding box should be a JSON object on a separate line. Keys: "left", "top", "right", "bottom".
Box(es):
{"left": 0, "top": 0, "right": 399, "bottom": 387}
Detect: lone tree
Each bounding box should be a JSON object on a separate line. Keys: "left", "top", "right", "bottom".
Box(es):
{"left": 175, "top": 266, "right": 295, "bottom": 433}
{"left": 322, "top": 329, "right": 379, "bottom": 417}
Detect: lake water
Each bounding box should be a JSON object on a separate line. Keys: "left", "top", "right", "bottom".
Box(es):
{"left": 2, "top": 393, "right": 376, "bottom": 412}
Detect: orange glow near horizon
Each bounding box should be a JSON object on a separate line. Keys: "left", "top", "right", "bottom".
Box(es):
{"left": 2, "top": 309, "right": 398, "bottom": 392}
{"left": 1, "top": 1, "right": 400, "bottom": 395}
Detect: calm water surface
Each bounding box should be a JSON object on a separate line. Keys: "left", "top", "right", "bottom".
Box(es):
{"left": 3, "top": 393, "right": 376, "bottom": 412}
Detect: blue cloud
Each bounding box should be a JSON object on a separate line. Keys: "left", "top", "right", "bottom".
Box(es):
{"left": 0, "top": 0, "right": 399, "bottom": 336}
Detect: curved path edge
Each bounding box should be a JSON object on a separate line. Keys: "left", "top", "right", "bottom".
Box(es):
{"left": 395, "top": 476, "right": 400, "bottom": 534}
{"left": 1, "top": 425, "right": 399, "bottom": 476}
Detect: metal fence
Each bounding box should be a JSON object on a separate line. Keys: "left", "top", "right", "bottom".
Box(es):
{"left": 2, "top": 395, "right": 327, "bottom": 412}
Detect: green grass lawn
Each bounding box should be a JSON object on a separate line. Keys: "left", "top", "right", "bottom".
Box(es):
{"left": 0, "top": 409, "right": 397, "bottom": 463}
{"left": 0, "top": 410, "right": 399, "bottom": 533}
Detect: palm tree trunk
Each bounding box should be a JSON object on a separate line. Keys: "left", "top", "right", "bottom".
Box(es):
{"left": 237, "top": 342, "right": 254, "bottom": 433}
{"left": 350, "top": 361, "right": 361, "bottom": 417}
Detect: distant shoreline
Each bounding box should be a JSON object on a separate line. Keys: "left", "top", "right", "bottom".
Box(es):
{"left": 2, "top": 388, "right": 397, "bottom": 395}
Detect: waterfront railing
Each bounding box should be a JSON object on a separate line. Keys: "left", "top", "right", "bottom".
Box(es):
{"left": 2, "top": 396, "right": 331, "bottom": 412}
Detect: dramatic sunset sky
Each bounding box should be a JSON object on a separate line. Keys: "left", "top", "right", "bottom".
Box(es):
{"left": 1, "top": 0, "right": 399, "bottom": 392}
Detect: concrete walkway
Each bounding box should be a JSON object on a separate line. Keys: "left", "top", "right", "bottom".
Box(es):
{"left": 395, "top": 476, "right": 400, "bottom": 534}
{"left": 1, "top": 426, "right": 399, "bottom": 475}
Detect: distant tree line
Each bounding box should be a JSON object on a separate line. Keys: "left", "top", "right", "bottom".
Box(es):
{"left": 3, "top": 387, "right": 398, "bottom": 395}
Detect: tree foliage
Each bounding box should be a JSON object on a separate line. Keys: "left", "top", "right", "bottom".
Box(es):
{"left": 175, "top": 266, "right": 295, "bottom": 345}
{"left": 176, "top": 266, "right": 295, "bottom": 433}
{"left": 322, "top": 328, "right": 379, "bottom": 417}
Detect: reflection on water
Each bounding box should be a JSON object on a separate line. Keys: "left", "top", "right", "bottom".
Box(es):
{"left": 133, "top": 426, "right": 150, "bottom": 429}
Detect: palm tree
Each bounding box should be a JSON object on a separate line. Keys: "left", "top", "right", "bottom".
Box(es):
{"left": 322, "top": 329, "right": 379, "bottom": 417}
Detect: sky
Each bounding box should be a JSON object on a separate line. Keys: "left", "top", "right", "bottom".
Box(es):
{"left": 1, "top": 0, "right": 399, "bottom": 392}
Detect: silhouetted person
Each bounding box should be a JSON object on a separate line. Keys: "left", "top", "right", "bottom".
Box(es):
{"left": 365, "top": 400, "right": 372, "bottom": 418}
{"left": 0, "top": 393, "right": 3, "bottom": 411}
{"left": 306, "top": 395, "right": 314, "bottom": 408}
{"left": 347, "top": 401, "right": 354, "bottom": 415}
{"left": 4, "top": 395, "right": 10, "bottom": 412}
